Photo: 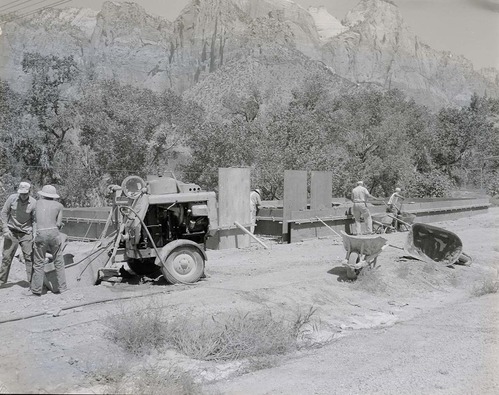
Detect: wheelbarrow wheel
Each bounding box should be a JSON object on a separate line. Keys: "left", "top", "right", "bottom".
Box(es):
{"left": 346, "top": 252, "right": 360, "bottom": 280}
{"left": 456, "top": 252, "right": 472, "bottom": 266}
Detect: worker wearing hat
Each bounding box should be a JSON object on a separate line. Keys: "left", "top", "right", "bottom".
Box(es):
{"left": 387, "top": 187, "right": 405, "bottom": 231}
{"left": 30, "top": 185, "right": 67, "bottom": 296}
{"left": 0, "top": 182, "right": 37, "bottom": 287}
{"left": 249, "top": 188, "right": 262, "bottom": 234}
{"left": 351, "top": 181, "right": 381, "bottom": 235}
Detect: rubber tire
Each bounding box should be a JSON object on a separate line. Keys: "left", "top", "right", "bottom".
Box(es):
{"left": 161, "top": 246, "right": 205, "bottom": 284}
{"left": 346, "top": 252, "right": 360, "bottom": 280}
{"left": 346, "top": 267, "right": 358, "bottom": 280}
{"left": 456, "top": 252, "right": 473, "bottom": 266}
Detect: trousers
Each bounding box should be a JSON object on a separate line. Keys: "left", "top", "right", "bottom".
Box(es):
{"left": 0, "top": 230, "right": 33, "bottom": 284}
{"left": 352, "top": 203, "right": 372, "bottom": 235}
{"left": 31, "top": 229, "right": 67, "bottom": 294}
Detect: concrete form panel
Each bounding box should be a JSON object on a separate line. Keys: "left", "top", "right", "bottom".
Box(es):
{"left": 282, "top": 170, "right": 308, "bottom": 242}
{"left": 289, "top": 221, "right": 347, "bottom": 243}
{"left": 310, "top": 171, "right": 332, "bottom": 210}
{"left": 218, "top": 168, "right": 251, "bottom": 249}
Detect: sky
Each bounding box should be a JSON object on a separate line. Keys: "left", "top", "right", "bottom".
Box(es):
{"left": 1, "top": 0, "right": 498, "bottom": 70}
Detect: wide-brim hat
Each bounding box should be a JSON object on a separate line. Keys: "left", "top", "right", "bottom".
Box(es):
{"left": 38, "top": 185, "right": 60, "bottom": 199}
{"left": 17, "top": 182, "right": 31, "bottom": 194}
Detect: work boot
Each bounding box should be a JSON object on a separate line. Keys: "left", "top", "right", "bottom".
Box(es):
{"left": 23, "top": 289, "right": 41, "bottom": 297}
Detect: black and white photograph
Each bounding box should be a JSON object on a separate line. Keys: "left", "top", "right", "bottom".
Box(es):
{"left": 0, "top": 0, "right": 498, "bottom": 393}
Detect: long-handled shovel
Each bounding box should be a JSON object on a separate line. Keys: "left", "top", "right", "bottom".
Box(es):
{"left": 316, "top": 217, "right": 342, "bottom": 238}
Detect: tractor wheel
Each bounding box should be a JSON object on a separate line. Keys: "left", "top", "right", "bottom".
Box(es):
{"left": 161, "top": 245, "right": 205, "bottom": 284}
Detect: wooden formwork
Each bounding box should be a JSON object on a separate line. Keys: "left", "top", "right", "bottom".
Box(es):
{"left": 258, "top": 198, "right": 490, "bottom": 242}
{"left": 282, "top": 170, "right": 308, "bottom": 242}
{"left": 62, "top": 207, "right": 112, "bottom": 241}
{"left": 310, "top": 171, "right": 332, "bottom": 210}
{"left": 216, "top": 167, "right": 251, "bottom": 250}
{"left": 62, "top": 170, "right": 491, "bottom": 248}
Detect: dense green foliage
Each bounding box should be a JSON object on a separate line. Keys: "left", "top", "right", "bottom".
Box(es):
{"left": 1, "top": 54, "right": 498, "bottom": 205}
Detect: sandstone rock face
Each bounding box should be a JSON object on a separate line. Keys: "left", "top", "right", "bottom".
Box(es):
{"left": 87, "top": 2, "right": 173, "bottom": 92}
{"left": 0, "top": 7, "right": 98, "bottom": 92}
{"left": 308, "top": 6, "right": 347, "bottom": 40}
{"left": 0, "top": 0, "right": 497, "bottom": 108}
{"left": 321, "top": 0, "right": 497, "bottom": 108}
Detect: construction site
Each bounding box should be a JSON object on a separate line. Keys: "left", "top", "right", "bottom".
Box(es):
{"left": 0, "top": 167, "right": 497, "bottom": 394}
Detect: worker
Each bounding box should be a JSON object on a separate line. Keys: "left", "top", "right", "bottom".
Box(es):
{"left": 249, "top": 188, "right": 262, "bottom": 234}
{"left": 0, "top": 182, "right": 37, "bottom": 287}
{"left": 30, "top": 185, "right": 66, "bottom": 296}
{"left": 387, "top": 187, "right": 405, "bottom": 231}
{"left": 351, "top": 181, "right": 380, "bottom": 235}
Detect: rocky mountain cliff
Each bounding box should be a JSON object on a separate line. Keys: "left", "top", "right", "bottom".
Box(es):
{"left": 0, "top": 0, "right": 498, "bottom": 109}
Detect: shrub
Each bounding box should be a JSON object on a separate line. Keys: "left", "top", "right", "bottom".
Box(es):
{"left": 104, "top": 302, "right": 318, "bottom": 363}
{"left": 406, "top": 171, "right": 455, "bottom": 198}
{"left": 166, "top": 308, "right": 317, "bottom": 362}
{"left": 103, "top": 300, "right": 166, "bottom": 355}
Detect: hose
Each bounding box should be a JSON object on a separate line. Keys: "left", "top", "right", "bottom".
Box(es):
{"left": 0, "top": 287, "right": 175, "bottom": 325}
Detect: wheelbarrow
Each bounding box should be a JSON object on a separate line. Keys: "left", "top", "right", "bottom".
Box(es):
{"left": 390, "top": 211, "right": 416, "bottom": 231}
{"left": 372, "top": 213, "right": 396, "bottom": 234}
{"left": 340, "top": 231, "right": 388, "bottom": 280}
{"left": 382, "top": 202, "right": 416, "bottom": 233}
{"left": 404, "top": 223, "right": 471, "bottom": 266}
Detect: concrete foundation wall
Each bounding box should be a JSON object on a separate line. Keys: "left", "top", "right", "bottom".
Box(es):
{"left": 257, "top": 198, "right": 490, "bottom": 242}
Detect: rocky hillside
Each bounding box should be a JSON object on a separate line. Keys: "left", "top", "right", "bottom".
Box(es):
{"left": 0, "top": 0, "right": 498, "bottom": 109}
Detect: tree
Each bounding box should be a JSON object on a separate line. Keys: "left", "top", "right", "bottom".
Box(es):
{"left": 75, "top": 80, "right": 205, "bottom": 203}
{"left": 430, "top": 94, "right": 498, "bottom": 188}
{"left": 20, "top": 53, "right": 79, "bottom": 184}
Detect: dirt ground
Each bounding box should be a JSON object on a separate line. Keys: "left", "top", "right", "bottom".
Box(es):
{"left": 0, "top": 208, "right": 497, "bottom": 394}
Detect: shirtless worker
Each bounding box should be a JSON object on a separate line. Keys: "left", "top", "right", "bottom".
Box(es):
{"left": 351, "top": 181, "right": 381, "bottom": 235}
{"left": 30, "top": 185, "right": 66, "bottom": 296}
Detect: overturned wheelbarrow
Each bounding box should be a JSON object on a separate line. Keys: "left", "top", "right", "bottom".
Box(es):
{"left": 404, "top": 223, "right": 471, "bottom": 266}
{"left": 340, "top": 231, "right": 388, "bottom": 280}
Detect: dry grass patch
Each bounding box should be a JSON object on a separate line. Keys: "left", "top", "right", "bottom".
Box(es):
{"left": 103, "top": 299, "right": 167, "bottom": 355}
{"left": 104, "top": 300, "right": 318, "bottom": 364}
{"left": 87, "top": 359, "right": 201, "bottom": 395}
{"left": 167, "top": 307, "right": 317, "bottom": 361}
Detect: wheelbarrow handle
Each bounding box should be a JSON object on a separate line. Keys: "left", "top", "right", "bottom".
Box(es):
{"left": 386, "top": 213, "right": 413, "bottom": 228}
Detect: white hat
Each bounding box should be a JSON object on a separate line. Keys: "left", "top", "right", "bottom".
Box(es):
{"left": 395, "top": 187, "right": 401, "bottom": 192}
{"left": 17, "top": 182, "right": 31, "bottom": 194}
{"left": 38, "top": 185, "right": 60, "bottom": 199}
{"left": 357, "top": 181, "right": 364, "bottom": 185}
